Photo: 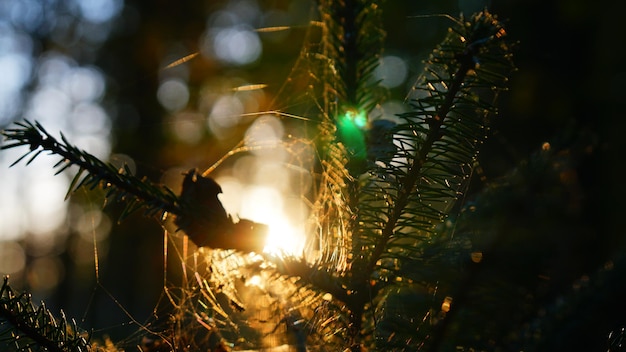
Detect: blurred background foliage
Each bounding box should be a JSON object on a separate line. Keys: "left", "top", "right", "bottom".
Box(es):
{"left": 0, "top": 0, "right": 625, "bottom": 350}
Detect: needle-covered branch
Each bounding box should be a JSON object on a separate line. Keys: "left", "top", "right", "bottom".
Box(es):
{"left": 0, "top": 276, "right": 91, "bottom": 352}
{"left": 0, "top": 121, "right": 268, "bottom": 252}
{"left": 1, "top": 120, "right": 182, "bottom": 219}
{"left": 362, "top": 10, "right": 515, "bottom": 278}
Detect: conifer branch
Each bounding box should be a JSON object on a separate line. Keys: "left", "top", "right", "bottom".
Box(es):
{"left": 0, "top": 277, "right": 91, "bottom": 352}
{"left": 364, "top": 11, "right": 514, "bottom": 276}
{"left": 364, "top": 40, "right": 476, "bottom": 275}
{"left": 319, "top": 0, "right": 385, "bottom": 173}
{"left": 1, "top": 121, "right": 268, "bottom": 252}
{"left": 1, "top": 120, "right": 182, "bottom": 220}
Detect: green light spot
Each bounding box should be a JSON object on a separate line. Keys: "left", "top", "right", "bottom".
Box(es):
{"left": 345, "top": 109, "right": 367, "bottom": 129}
{"left": 339, "top": 108, "right": 368, "bottom": 132}
{"left": 337, "top": 108, "right": 367, "bottom": 164}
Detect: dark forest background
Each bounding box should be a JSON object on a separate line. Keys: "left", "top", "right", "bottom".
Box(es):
{"left": 1, "top": 0, "right": 625, "bottom": 350}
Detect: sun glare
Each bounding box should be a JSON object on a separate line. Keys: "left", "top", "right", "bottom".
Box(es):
{"left": 218, "top": 179, "right": 307, "bottom": 258}
{"left": 238, "top": 185, "right": 306, "bottom": 257}
{"left": 262, "top": 217, "right": 306, "bottom": 257}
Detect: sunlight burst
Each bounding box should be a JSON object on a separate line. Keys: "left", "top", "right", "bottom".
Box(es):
{"left": 262, "top": 217, "right": 306, "bottom": 257}
{"left": 218, "top": 179, "right": 307, "bottom": 258}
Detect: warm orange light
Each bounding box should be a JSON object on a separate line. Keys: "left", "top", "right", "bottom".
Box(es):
{"left": 217, "top": 180, "right": 307, "bottom": 258}
{"left": 441, "top": 296, "right": 453, "bottom": 313}
{"left": 471, "top": 252, "right": 483, "bottom": 263}
{"left": 263, "top": 218, "right": 306, "bottom": 257}
{"left": 246, "top": 274, "right": 264, "bottom": 288}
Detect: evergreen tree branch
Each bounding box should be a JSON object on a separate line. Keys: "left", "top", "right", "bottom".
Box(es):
{"left": 319, "top": 0, "right": 385, "bottom": 173}
{"left": 364, "top": 43, "right": 474, "bottom": 275}
{"left": 363, "top": 11, "right": 514, "bottom": 277}
{"left": 1, "top": 121, "right": 268, "bottom": 252}
{"left": 1, "top": 120, "right": 182, "bottom": 220}
{"left": 0, "top": 277, "right": 91, "bottom": 352}
{"left": 303, "top": 0, "right": 386, "bottom": 273}
{"left": 292, "top": 8, "right": 514, "bottom": 350}
{"left": 276, "top": 258, "right": 349, "bottom": 302}
{"left": 321, "top": 0, "right": 385, "bottom": 109}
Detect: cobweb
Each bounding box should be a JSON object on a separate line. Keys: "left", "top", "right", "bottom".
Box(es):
{"left": 70, "top": 4, "right": 476, "bottom": 351}
{"left": 80, "top": 8, "right": 357, "bottom": 352}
